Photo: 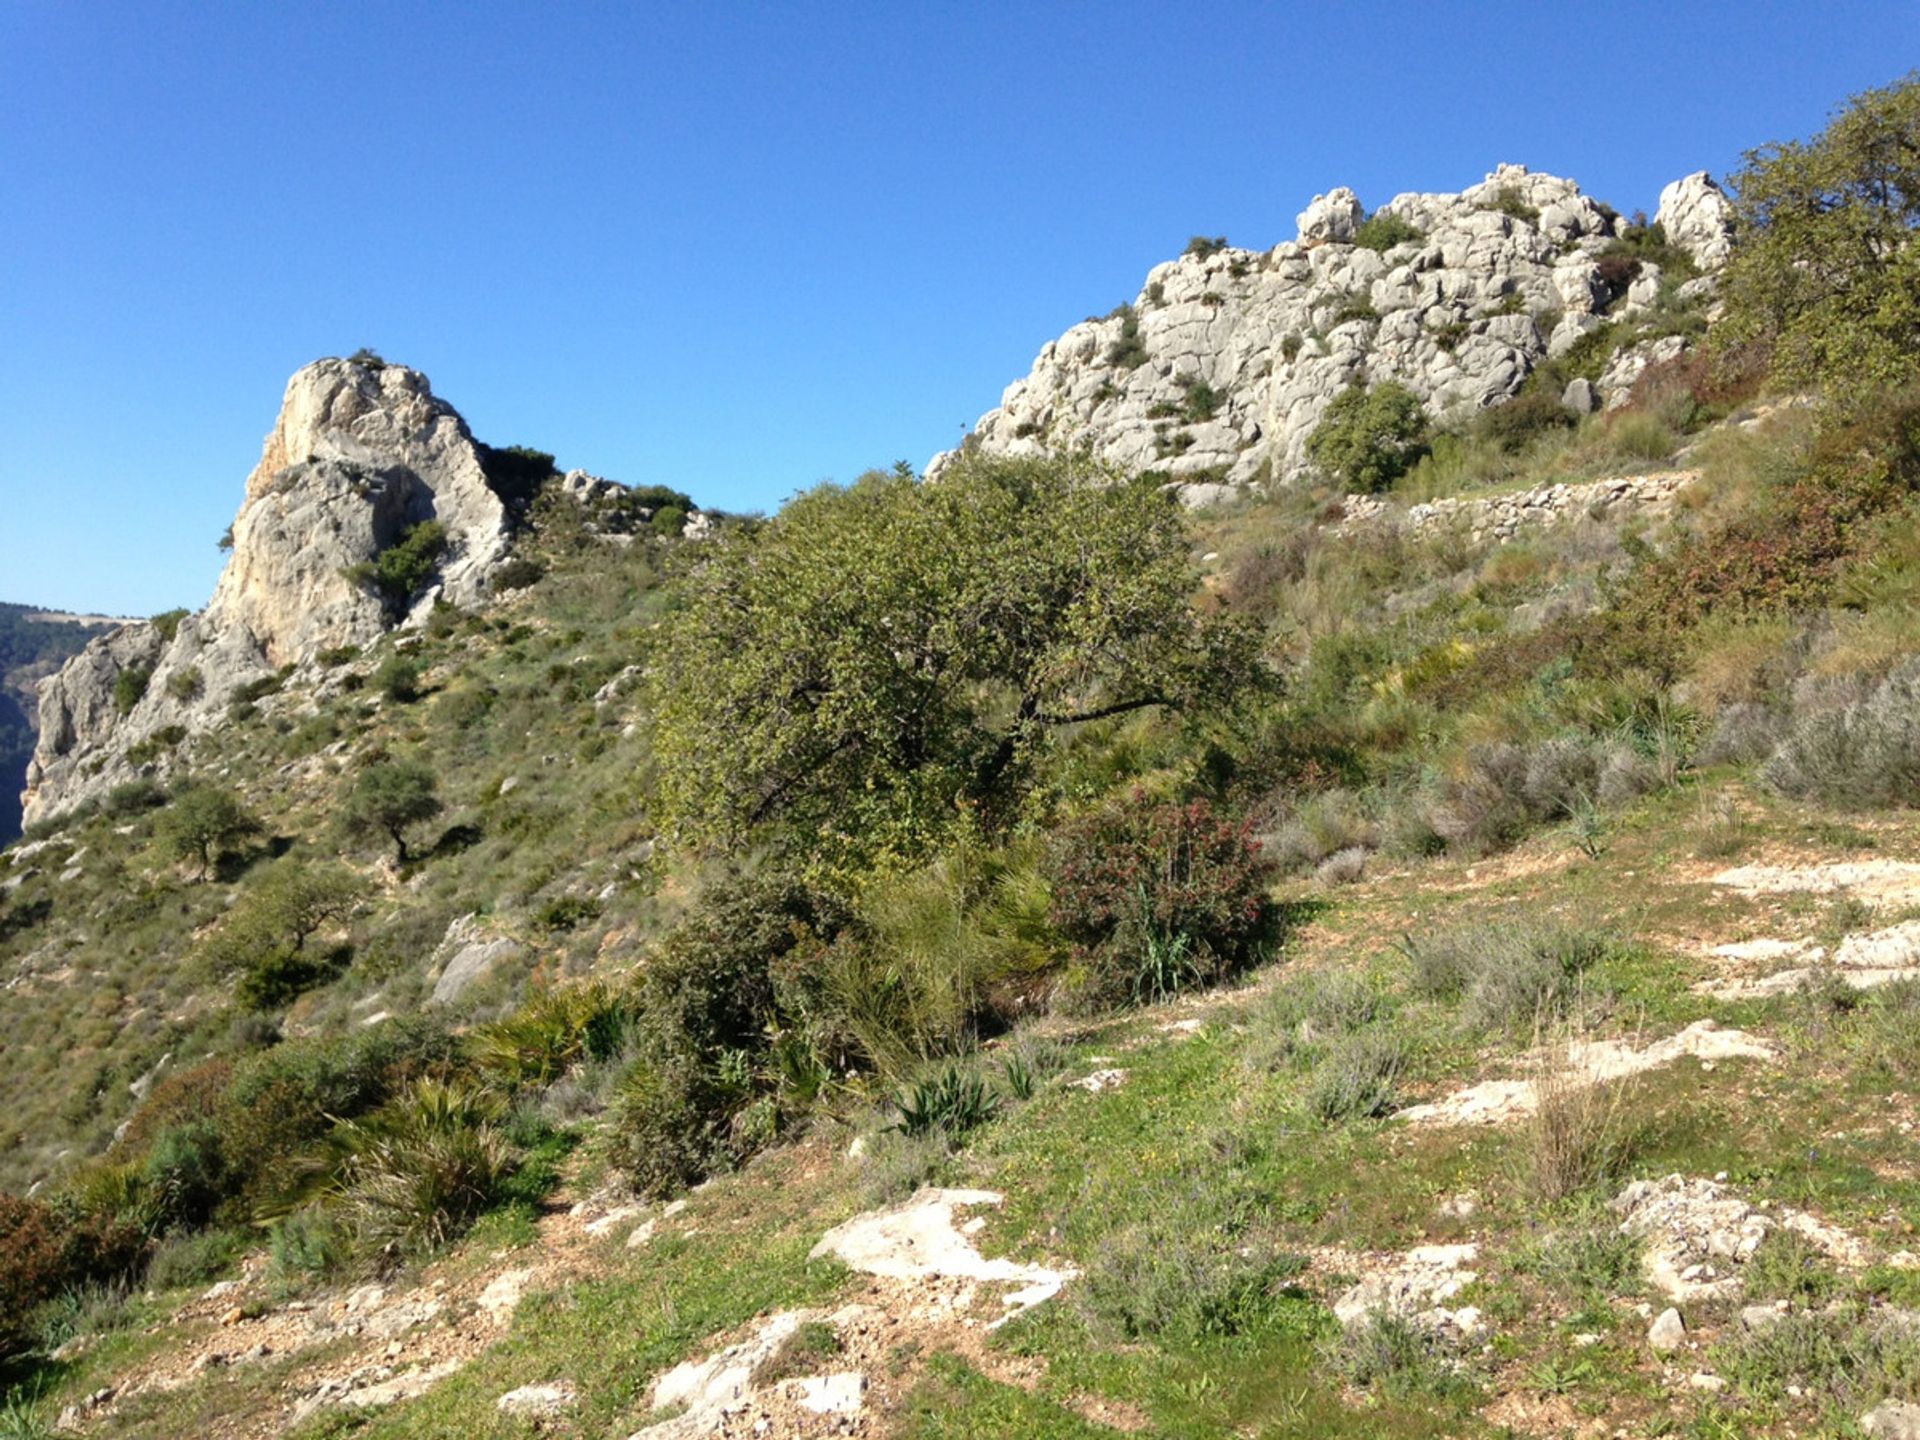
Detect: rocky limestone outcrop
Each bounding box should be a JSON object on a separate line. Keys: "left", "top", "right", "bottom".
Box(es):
{"left": 23, "top": 358, "right": 513, "bottom": 825}
{"left": 1655, "top": 171, "right": 1737, "bottom": 272}
{"left": 931, "top": 165, "right": 1721, "bottom": 495}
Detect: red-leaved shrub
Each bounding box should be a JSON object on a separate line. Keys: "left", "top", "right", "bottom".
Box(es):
{"left": 1047, "top": 793, "right": 1280, "bottom": 1003}
{"left": 0, "top": 1193, "right": 144, "bottom": 1357}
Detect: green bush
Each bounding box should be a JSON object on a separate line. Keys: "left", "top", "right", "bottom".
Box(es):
{"left": 1184, "top": 235, "right": 1228, "bottom": 259}
{"left": 888, "top": 1062, "right": 999, "bottom": 1139}
{"left": 163, "top": 666, "right": 203, "bottom": 702}
{"left": 149, "top": 608, "right": 190, "bottom": 643}
{"left": 1305, "top": 382, "right": 1431, "bottom": 493}
{"left": 1399, "top": 920, "right": 1614, "bottom": 1033}
{"left": 374, "top": 654, "right": 422, "bottom": 703}
{"left": 480, "top": 444, "right": 559, "bottom": 505}
{"left": 112, "top": 665, "right": 152, "bottom": 716}
{"left": 649, "top": 504, "right": 688, "bottom": 538}
{"left": 318, "top": 1080, "right": 512, "bottom": 1264}
{"left": 346, "top": 520, "right": 448, "bottom": 613}
{"left": 1304, "top": 1029, "right": 1405, "bottom": 1122}
{"left": 1488, "top": 184, "right": 1540, "bottom": 225}
{"left": 469, "top": 980, "right": 634, "bottom": 1090}
{"left": 1353, "top": 210, "right": 1425, "bottom": 253}
{"left": 1105, "top": 305, "right": 1149, "bottom": 368}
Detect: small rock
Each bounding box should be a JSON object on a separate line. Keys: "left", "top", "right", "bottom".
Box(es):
{"left": 221, "top": 1304, "right": 246, "bottom": 1326}
{"left": 1572, "top": 1331, "right": 1603, "bottom": 1347}
{"left": 1863, "top": 1400, "right": 1920, "bottom": 1438}
{"left": 1070, "top": 1068, "right": 1128, "bottom": 1093}
{"left": 1689, "top": 1372, "right": 1726, "bottom": 1391}
{"left": 1649, "top": 1307, "right": 1686, "bottom": 1353}
{"left": 496, "top": 1381, "right": 575, "bottom": 1416}
{"left": 794, "top": 1371, "right": 866, "bottom": 1415}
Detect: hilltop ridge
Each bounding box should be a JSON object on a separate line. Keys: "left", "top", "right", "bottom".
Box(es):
{"left": 933, "top": 164, "right": 1733, "bottom": 500}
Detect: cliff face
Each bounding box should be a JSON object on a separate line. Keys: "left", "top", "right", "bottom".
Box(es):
{"left": 22, "top": 357, "right": 513, "bottom": 825}
{"left": 932, "top": 165, "right": 1734, "bottom": 495}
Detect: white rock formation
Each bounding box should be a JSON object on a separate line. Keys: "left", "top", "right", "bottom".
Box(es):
{"left": 24, "top": 356, "right": 515, "bottom": 824}
{"left": 933, "top": 164, "right": 1714, "bottom": 493}
{"left": 1655, "top": 172, "right": 1737, "bottom": 271}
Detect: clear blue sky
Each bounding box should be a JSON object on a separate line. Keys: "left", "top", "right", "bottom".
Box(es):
{"left": 2, "top": 2, "right": 1914, "bottom": 616}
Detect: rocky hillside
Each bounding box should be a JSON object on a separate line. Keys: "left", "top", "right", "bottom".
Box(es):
{"left": 22, "top": 356, "right": 696, "bottom": 828}
{"left": 6, "top": 74, "right": 1920, "bottom": 1440}
{"left": 0, "top": 606, "right": 126, "bottom": 844}
{"left": 934, "top": 166, "right": 1733, "bottom": 498}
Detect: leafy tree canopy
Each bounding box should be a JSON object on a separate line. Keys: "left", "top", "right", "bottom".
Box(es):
{"left": 339, "top": 760, "right": 442, "bottom": 864}
{"left": 154, "top": 785, "right": 262, "bottom": 880}
{"left": 646, "top": 453, "right": 1263, "bottom": 874}
{"left": 1720, "top": 71, "right": 1920, "bottom": 395}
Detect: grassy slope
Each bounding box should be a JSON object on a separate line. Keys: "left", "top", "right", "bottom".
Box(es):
{"left": 25, "top": 774, "right": 1920, "bottom": 1438}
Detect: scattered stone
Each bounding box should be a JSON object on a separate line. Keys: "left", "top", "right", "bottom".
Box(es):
{"left": 1689, "top": 1371, "right": 1726, "bottom": 1392}
{"left": 496, "top": 1381, "right": 575, "bottom": 1417}
{"left": 1398, "top": 1021, "right": 1776, "bottom": 1127}
{"left": 476, "top": 1268, "right": 533, "bottom": 1325}
{"left": 809, "top": 1188, "right": 1075, "bottom": 1324}
{"left": 1070, "top": 1068, "right": 1128, "bottom": 1093}
{"left": 1331, "top": 1243, "right": 1486, "bottom": 1342}
{"left": 1648, "top": 1307, "right": 1687, "bottom": 1352}
{"left": 1613, "top": 1174, "right": 1874, "bottom": 1301}
{"left": 1712, "top": 860, "right": 1920, "bottom": 908}
{"left": 428, "top": 914, "right": 528, "bottom": 1006}
{"left": 583, "top": 1204, "right": 644, "bottom": 1238}
{"left": 635, "top": 1309, "right": 819, "bottom": 1440}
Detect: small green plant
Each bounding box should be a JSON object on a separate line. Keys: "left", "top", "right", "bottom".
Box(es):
{"left": 149, "top": 607, "right": 190, "bottom": 642}
{"left": 1331, "top": 1308, "right": 1475, "bottom": 1399}
{"left": 1489, "top": 184, "right": 1540, "bottom": 225}
{"left": 888, "top": 1064, "right": 1000, "bottom": 1140}
{"left": 1180, "top": 376, "right": 1223, "bottom": 423}
{"left": 1184, "top": 235, "right": 1229, "bottom": 259}
{"left": 113, "top": 664, "right": 152, "bottom": 715}
{"left": 1353, "top": 210, "right": 1425, "bottom": 253}
{"left": 163, "top": 665, "right": 203, "bottom": 702}
{"left": 374, "top": 654, "right": 422, "bottom": 703}
{"left": 1304, "top": 1029, "right": 1405, "bottom": 1122}
{"left": 1105, "top": 304, "right": 1149, "bottom": 369}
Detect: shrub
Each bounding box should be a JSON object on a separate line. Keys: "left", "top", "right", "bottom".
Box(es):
{"left": 1526, "top": 1043, "right": 1634, "bottom": 1202}
{"left": 888, "top": 1063, "right": 999, "bottom": 1139}
{"left": 1184, "top": 235, "right": 1229, "bottom": 259}
{"left": 1474, "top": 386, "right": 1574, "bottom": 453}
{"left": 607, "top": 871, "right": 843, "bottom": 1196}
{"left": 374, "top": 655, "right": 422, "bottom": 703}
{"left": 1078, "top": 1171, "right": 1306, "bottom": 1342}
{"left": 1400, "top": 921, "right": 1613, "bottom": 1032}
{"left": 346, "top": 520, "right": 448, "bottom": 614}
{"left": 149, "top": 608, "right": 190, "bottom": 642}
{"left": 480, "top": 444, "right": 558, "bottom": 505}
{"left": 163, "top": 666, "right": 203, "bottom": 702}
{"left": 1048, "top": 794, "right": 1279, "bottom": 1006}
{"left": 1488, "top": 184, "right": 1540, "bottom": 225}
{"left": 112, "top": 665, "right": 152, "bottom": 716}
{"left": 1245, "top": 969, "right": 1388, "bottom": 1072}
{"left": 1105, "top": 305, "right": 1149, "bottom": 368}
{"left": 821, "top": 844, "right": 1057, "bottom": 1075}
{"left": 1180, "top": 377, "right": 1223, "bottom": 422}
{"left": 0, "top": 1194, "right": 144, "bottom": 1358}
{"left": 1708, "top": 1303, "right": 1920, "bottom": 1407}
{"left": 320, "top": 1080, "right": 512, "bottom": 1265}
{"left": 491, "top": 556, "right": 545, "bottom": 592}
{"left": 1331, "top": 1308, "right": 1475, "bottom": 1399}
{"left": 649, "top": 505, "right": 688, "bottom": 538}
{"left": 470, "top": 981, "right": 634, "bottom": 1090}
{"left": 1304, "top": 1029, "right": 1405, "bottom": 1122}
{"left": 1305, "top": 382, "right": 1431, "bottom": 493}
{"left": 1764, "top": 660, "right": 1920, "bottom": 807}
{"left": 1353, "top": 210, "right": 1424, "bottom": 253}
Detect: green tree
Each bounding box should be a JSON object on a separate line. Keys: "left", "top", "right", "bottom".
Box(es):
{"left": 340, "top": 761, "right": 443, "bottom": 864}
{"left": 1305, "top": 381, "right": 1432, "bottom": 493}
{"left": 1719, "top": 72, "right": 1920, "bottom": 394}
{"left": 202, "top": 860, "right": 365, "bottom": 1009}
{"left": 646, "top": 453, "right": 1262, "bottom": 873}
{"left": 154, "top": 785, "right": 262, "bottom": 880}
